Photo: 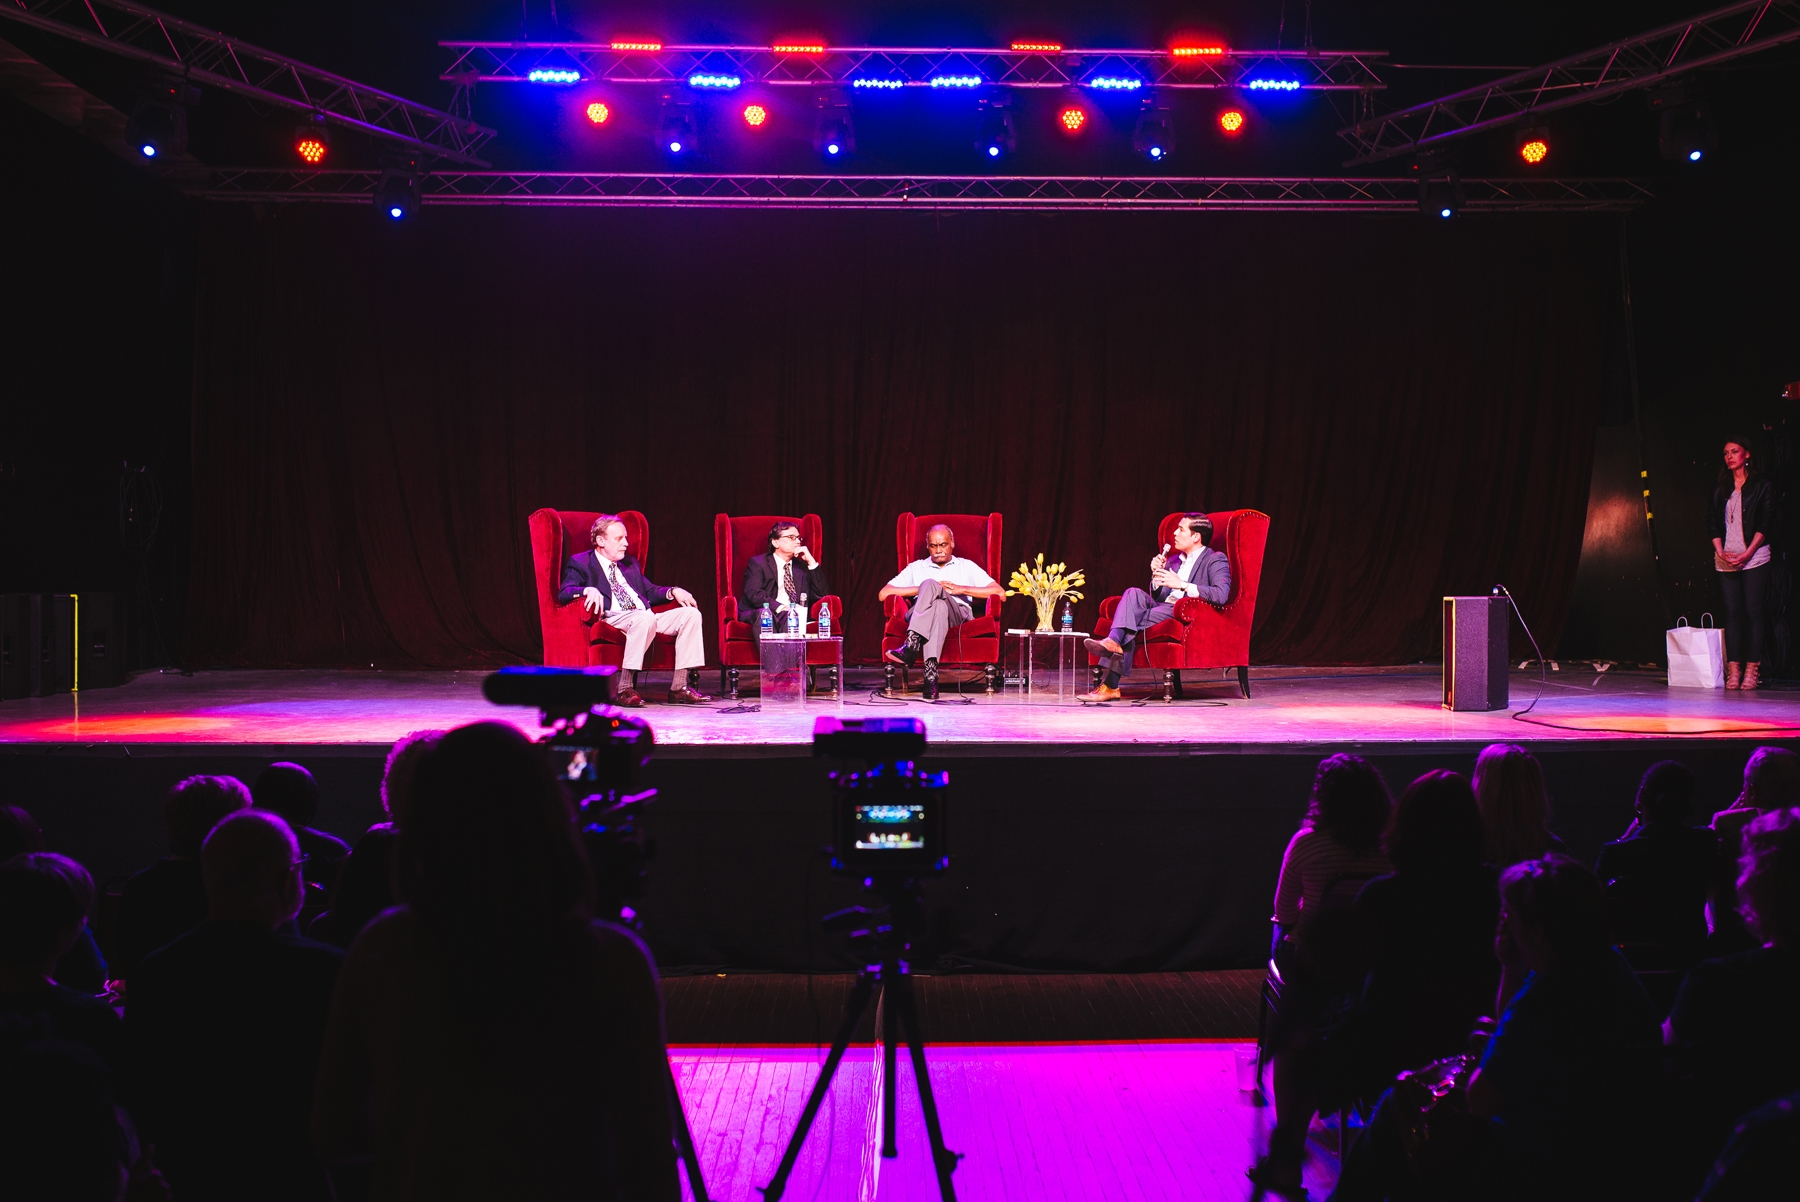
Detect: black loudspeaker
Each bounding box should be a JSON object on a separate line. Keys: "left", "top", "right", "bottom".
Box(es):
{"left": 0, "top": 593, "right": 75, "bottom": 698}
{"left": 1443, "top": 595, "right": 1510, "bottom": 712}
{"left": 77, "top": 592, "right": 127, "bottom": 689}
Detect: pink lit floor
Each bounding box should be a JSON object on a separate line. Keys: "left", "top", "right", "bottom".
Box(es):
{"left": 670, "top": 1040, "right": 1338, "bottom": 1201}
{"left": 2, "top": 665, "right": 1797, "bottom": 752}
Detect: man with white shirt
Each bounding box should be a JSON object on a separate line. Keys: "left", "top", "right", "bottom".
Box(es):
{"left": 879, "top": 524, "right": 1005, "bottom": 701}
{"left": 1078, "top": 512, "right": 1230, "bottom": 703}
{"left": 556, "top": 514, "right": 709, "bottom": 707}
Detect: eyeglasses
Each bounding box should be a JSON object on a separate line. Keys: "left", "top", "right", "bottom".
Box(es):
{"left": 777, "top": 532, "right": 801, "bottom": 541}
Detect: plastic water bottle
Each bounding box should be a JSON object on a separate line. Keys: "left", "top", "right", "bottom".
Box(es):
{"left": 760, "top": 603, "right": 774, "bottom": 639}
{"left": 787, "top": 603, "right": 800, "bottom": 637}
{"left": 799, "top": 593, "right": 809, "bottom": 637}
{"left": 817, "top": 601, "right": 832, "bottom": 639}
{"left": 1061, "top": 597, "right": 1075, "bottom": 633}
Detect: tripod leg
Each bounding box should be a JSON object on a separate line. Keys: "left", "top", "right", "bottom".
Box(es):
{"left": 882, "top": 979, "right": 900, "bottom": 1158}
{"left": 667, "top": 1058, "right": 711, "bottom": 1202}
{"left": 893, "top": 973, "right": 961, "bottom": 1202}
{"left": 762, "top": 972, "right": 878, "bottom": 1202}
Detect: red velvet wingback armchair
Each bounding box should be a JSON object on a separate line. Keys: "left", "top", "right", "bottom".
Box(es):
{"left": 881, "top": 511, "right": 1005, "bottom": 694}
{"left": 713, "top": 513, "right": 845, "bottom": 699}
{"left": 1089, "top": 509, "right": 1270, "bottom": 700}
{"left": 528, "top": 508, "right": 680, "bottom": 671}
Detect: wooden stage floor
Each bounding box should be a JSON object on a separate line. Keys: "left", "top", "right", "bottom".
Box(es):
{"left": 3, "top": 664, "right": 1798, "bottom": 754}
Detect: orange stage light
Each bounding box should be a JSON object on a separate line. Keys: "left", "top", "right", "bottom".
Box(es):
{"left": 1059, "top": 107, "right": 1086, "bottom": 132}
{"left": 1218, "top": 109, "right": 1245, "bottom": 134}
{"left": 1012, "top": 41, "right": 1063, "bottom": 53}
{"left": 611, "top": 39, "right": 662, "bottom": 52}
{"left": 585, "top": 101, "right": 610, "bottom": 125}
{"left": 772, "top": 41, "right": 825, "bottom": 54}
{"left": 743, "top": 103, "right": 769, "bottom": 127}
{"left": 1172, "top": 45, "right": 1226, "bottom": 57}
{"left": 1519, "top": 137, "right": 1549, "bottom": 164}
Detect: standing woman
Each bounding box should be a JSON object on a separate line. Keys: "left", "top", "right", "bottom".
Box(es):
{"left": 1711, "top": 438, "right": 1773, "bottom": 689}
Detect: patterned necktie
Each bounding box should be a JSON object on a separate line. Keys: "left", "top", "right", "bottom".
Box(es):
{"left": 782, "top": 560, "right": 798, "bottom": 608}
{"left": 606, "top": 561, "right": 638, "bottom": 611}
{"left": 1165, "top": 552, "right": 1184, "bottom": 593}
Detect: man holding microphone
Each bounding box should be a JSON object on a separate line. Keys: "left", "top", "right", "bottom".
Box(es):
{"left": 1078, "top": 512, "right": 1230, "bottom": 703}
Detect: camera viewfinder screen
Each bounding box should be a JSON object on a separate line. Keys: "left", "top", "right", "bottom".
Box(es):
{"left": 853, "top": 803, "right": 927, "bottom": 851}
{"left": 546, "top": 745, "right": 601, "bottom": 783}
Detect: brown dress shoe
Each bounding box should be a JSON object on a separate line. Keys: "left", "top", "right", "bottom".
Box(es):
{"left": 1083, "top": 636, "right": 1123, "bottom": 659}
{"left": 1077, "top": 684, "right": 1122, "bottom": 703}
{"left": 667, "top": 684, "right": 712, "bottom": 704}
{"left": 613, "top": 687, "right": 645, "bottom": 708}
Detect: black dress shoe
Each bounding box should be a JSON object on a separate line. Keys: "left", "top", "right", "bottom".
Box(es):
{"left": 666, "top": 685, "right": 711, "bottom": 704}
{"left": 613, "top": 687, "right": 645, "bottom": 708}
{"left": 922, "top": 660, "right": 939, "bottom": 701}
{"left": 884, "top": 636, "right": 922, "bottom": 668}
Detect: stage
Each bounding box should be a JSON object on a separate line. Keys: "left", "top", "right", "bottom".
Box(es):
{"left": 4, "top": 665, "right": 1796, "bottom": 973}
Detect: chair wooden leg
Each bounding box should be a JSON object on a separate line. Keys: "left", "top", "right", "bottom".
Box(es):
{"left": 727, "top": 667, "right": 739, "bottom": 700}
{"left": 1237, "top": 665, "right": 1251, "bottom": 699}
{"left": 884, "top": 662, "right": 896, "bottom": 696}
{"left": 1162, "top": 669, "right": 1175, "bottom": 702}
{"left": 829, "top": 665, "right": 839, "bottom": 698}
{"left": 984, "top": 663, "right": 998, "bottom": 693}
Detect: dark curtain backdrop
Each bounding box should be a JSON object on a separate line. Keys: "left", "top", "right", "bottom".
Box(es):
{"left": 186, "top": 205, "right": 1612, "bottom": 668}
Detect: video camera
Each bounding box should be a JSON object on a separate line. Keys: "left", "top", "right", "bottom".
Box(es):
{"left": 483, "top": 666, "right": 657, "bottom": 920}
{"left": 814, "top": 716, "right": 948, "bottom": 876}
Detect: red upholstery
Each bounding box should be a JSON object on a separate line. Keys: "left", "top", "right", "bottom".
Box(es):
{"left": 1090, "top": 510, "right": 1270, "bottom": 696}
{"left": 713, "top": 513, "right": 844, "bottom": 668}
{"left": 881, "top": 512, "right": 1005, "bottom": 669}
{"left": 527, "top": 508, "right": 678, "bottom": 670}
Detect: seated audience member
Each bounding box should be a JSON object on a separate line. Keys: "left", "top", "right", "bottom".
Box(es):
{"left": 127, "top": 810, "right": 343, "bottom": 1202}
{"left": 1080, "top": 512, "right": 1230, "bottom": 703}
{"left": 1595, "top": 760, "right": 1715, "bottom": 967}
{"left": 312, "top": 722, "right": 679, "bottom": 1200}
{"left": 1708, "top": 746, "right": 1800, "bottom": 952}
{"left": 1665, "top": 806, "right": 1800, "bottom": 1192}
{"left": 1, "top": 804, "right": 107, "bottom": 992}
{"left": 0, "top": 853, "right": 123, "bottom": 1073}
{"left": 1472, "top": 743, "right": 1565, "bottom": 868}
{"left": 0, "top": 1018, "right": 161, "bottom": 1202}
{"left": 112, "top": 775, "right": 251, "bottom": 980}
{"left": 1694, "top": 1092, "right": 1800, "bottom": 1202}
{"left": 1271, "top": 753, "right": 1394, "bottom": 949}
{"left": 1255, "top": 770, "right": 1499, "bottom": 1194}
{"left": 1332, "top": 856, "right": 1661, "bottom": 1202}
{"left": 252, "top": 761, "right": 350, "bottom": 901}
{"left": 308, "top": 729, "right": 443, "bottom": 949}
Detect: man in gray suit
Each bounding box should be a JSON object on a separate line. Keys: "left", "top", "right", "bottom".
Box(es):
{"left": 1078, "top": 512, "right": 1231, "bottom": 702}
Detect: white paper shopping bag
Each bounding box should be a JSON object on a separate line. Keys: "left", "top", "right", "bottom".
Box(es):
{"left": 1666, "top": 615, "right": 1725, "bottom": 689}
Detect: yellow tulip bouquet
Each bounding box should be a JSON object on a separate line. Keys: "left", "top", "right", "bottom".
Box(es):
{"left": 1006, "top": 553, "right": 1086, "bottom": 632}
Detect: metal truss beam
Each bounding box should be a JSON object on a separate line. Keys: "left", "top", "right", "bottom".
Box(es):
{"left": 438, "top": 42, "right": 1387, "bottom": 92}
{"left": 0, "top": 0, "right": 496, "bottom": 164}
{"left": 1338, "top": 0, "right": 1800, "bottom": 164}
{"left": 189, "top": 171, "right": 1650, "bottom": 212}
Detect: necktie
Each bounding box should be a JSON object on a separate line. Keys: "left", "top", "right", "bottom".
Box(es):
{"left": 782, "top": 560, "right": 798, "bottom": 608}
{"left": 1165, "top": 552, "right": 1183, "bottom": 592}
{"left": 606, "top": 561, "right": 638, "bottom": 611}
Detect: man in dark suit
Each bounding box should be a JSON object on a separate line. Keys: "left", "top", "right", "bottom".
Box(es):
{"left": 1079, "top": 511, "right": 1231, "bottom": 703}
{"left": 557, "top": 513, "right": 709, "bottom": 707}
{"left": 739, "top": 520, "right": 830, "bottom": 646}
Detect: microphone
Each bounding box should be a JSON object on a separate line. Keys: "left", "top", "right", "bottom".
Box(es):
{"left": 1161, "top": 543, "right": 1172, "bottom": 555}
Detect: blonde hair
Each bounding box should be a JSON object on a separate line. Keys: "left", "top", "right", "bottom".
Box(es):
{"left": 1473, "top": 743, "right": 1551, "bottom": 868}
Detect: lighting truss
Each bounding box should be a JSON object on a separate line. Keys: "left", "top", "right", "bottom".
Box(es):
{"left": 0, "top": 0, "right": 495, "bottom": 164}
{"left": 1338, "top": 0, "right": 1800, "bottom": 164}
{"left": 190, "top": 171, "right": 1650, "bottom": 212}
{"left": 438, "top": 42, "right": 1387, "bottom": 92}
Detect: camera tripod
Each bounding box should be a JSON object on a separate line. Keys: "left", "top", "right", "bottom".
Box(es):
{"left": 762, "top": 877, "right": 961, "bottom": 1201}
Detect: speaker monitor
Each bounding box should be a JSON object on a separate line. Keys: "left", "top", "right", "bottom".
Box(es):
{"left": 1443, "top": 595, "right": 1509, "bottom": 712}
{"left": 77, "top": 592, "right": 127, "bottom": 690}
{"left": 0, "top": 593, "right": 75, "bottom": 699}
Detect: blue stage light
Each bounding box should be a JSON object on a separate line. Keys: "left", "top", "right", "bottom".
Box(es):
{"left": 1439, "top": 207, "right": 1452, "bottom": 218}
{"left": 1247, "top": 78, "right": 1301, "bottom": 92}
{"left": 987, "top": 145, "right": 1000, "bottom": 157}
{"left": 527, "top": 68, "right": 582, "bottom": 84}
{"left": 389, "top": 205, "right": 404, "bottom": 219}
{"left": 1149, "top": 146, "right": 1163, "bottom": 159}
{"left": 1088, "top": 77, "right": 1143, "bottom": 91}
{"left": 687, "top": 73, "right": 742, "bottom": 90}
{"left": 1689, "top": 149, "right": 1702, "bottom": 161}
{"left": 930, "top": 75, "right": 982, "bottom": 89}
{"left": 853, "top": 78, "right": 904, "bottom": 90}
{"left": 669, "top": 140, "right": 683, "bottom": 152}
{"left": 140, "top": 143, "right": 157, "bottom": 157}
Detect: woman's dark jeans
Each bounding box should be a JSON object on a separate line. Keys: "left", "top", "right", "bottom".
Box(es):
{"left": 1718, "top": 563, "right": 1770, "bottom": 662}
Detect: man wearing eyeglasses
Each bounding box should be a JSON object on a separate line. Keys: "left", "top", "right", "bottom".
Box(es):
{"left": 879, "top": 523, "right": 1004, "bottom": 700}
{"left": 739, "top": 520, "right": 831, "bottom": 647}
